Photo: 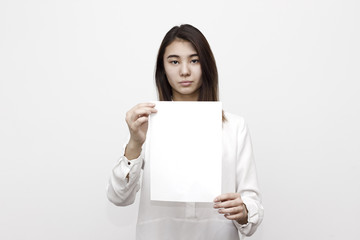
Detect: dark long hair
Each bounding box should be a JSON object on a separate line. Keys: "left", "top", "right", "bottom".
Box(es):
{"left": 155, "top": 24, "right": 225, "bottom": 121}
{"left": 155, "top": 24, "right": 219, "bottom": 101}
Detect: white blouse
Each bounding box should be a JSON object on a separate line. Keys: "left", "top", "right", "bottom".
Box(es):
{"left": 107, "top": 112, "right": 264, "bottom": 240}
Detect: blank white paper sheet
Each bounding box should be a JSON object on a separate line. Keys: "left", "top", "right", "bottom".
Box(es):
{"left": 146, "top": 101, "right": 222, "bottom": 202}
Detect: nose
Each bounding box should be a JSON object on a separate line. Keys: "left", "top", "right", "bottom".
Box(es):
{"left": 180, "top": 62, "right": 190, "bottom": 77}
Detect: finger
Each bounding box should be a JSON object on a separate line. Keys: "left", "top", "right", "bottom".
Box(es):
{"left": 127, "top": 103, "right": 156, "bottom": 117}
{"left": 127, "top": 107, "right": 157, "bottom": 122}
{"left": 132, "top": 103, "right": 156, "bottom": 110}
{"left": 221, "top": 206, "right": 247, "bottom": 220}
{"left": 214, "top": 193, "right": 240, "bottom": 203}
{"left": 218, "top": 205, "right": 244, "bottom": 215}
{"left": 137, "top": 102, "right": 156, "bottom": 108}
{"left": 133, "top": 116, "right": 149, "bottom": 128}
{"left": 213, "top": 198, "right": 243, "bottom": 209}
{"left": 224, "top": 212, "right": 244, "bottom": 221}
{"left": 133, "top": 108, "right": 157, "bottom": 119}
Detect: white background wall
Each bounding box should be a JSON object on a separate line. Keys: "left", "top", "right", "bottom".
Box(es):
{"left": 1, "top": 0, "right": 359, "bottom": 239}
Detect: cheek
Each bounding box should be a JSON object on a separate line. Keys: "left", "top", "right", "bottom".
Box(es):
{"left": 164, "top": 68, "right": 176, "bottom": 81}
{"left": 194, "top": 67, "right": 202, "bottom": 80}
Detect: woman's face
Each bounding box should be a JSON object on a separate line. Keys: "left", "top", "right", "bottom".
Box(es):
{"left": 163, "top": 39, "right": 202, "bottom": 101}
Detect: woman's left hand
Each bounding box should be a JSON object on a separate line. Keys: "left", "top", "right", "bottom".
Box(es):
{"left": 213, "top": 193, "right": 248, "bottom": 224}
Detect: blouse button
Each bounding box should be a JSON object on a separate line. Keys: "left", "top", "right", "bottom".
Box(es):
{"left": 128, "top": 162, "right": 131, "bottom": 165}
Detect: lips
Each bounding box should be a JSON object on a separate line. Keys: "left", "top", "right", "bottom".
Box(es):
{"left": 179, "top": 81, "right": 193, "bottom": 87}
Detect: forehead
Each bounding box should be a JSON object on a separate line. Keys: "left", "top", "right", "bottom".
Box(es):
{"left": 164, "top": 39, "right": 197, "bottom": 57}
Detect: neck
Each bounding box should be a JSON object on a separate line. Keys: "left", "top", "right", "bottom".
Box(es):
{"left": 172, "top": 91, "right": 199, "bottom": 101}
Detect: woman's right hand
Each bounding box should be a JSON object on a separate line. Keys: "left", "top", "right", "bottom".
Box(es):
{"left": 124, "top": 103, "right": 157, "bottom": 159}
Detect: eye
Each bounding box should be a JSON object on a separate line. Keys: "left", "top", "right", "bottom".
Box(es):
{"left": 170, "top": 60, "right": 179, "bottom": 64}
{"left": 191, "top": 59, "right": 199, "bottom": 64}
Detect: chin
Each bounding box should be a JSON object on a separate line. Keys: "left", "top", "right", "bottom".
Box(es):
{"left": 179, "top": 89, "right": 197, "bottom": 95}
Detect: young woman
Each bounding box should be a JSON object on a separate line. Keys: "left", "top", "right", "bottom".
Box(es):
{"left": 107, "top": 24, "right": 264, "bottom": 240}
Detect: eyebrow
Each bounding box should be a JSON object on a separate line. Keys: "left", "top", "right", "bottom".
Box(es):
{"left": 167, "top": 54, "right": 199, "bottom": 59}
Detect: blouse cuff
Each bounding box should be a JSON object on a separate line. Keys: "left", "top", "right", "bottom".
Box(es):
{"left": 112, "top": 155, "right": 142, "bottom": 185}
{"left": 243, "top": 199, "right": 260, "bottom": 225}
{"left": 233, "top": 199, "right": 260, "bottom": 235}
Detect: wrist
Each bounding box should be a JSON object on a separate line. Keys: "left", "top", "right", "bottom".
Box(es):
{"left": 236, "top": 203, "right": 249, "bottom": 225}
{"left": 128, "top": 138, "right": 143, "bottom": 149}
{"left": 124, "top": 139, "right": 143, "bottom": 160}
